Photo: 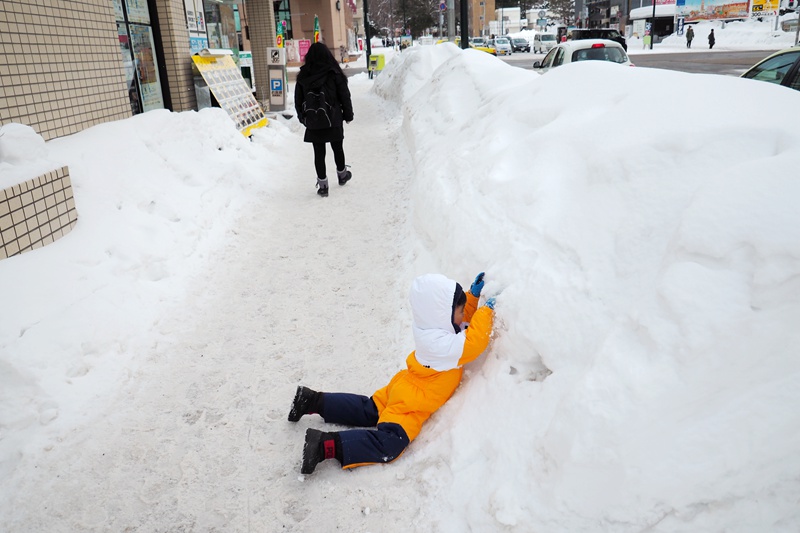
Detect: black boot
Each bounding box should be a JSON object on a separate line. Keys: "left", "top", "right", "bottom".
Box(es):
{"left": 288, "top": 386, "right": 322, "bottom": 422}
{"left": 301, "top": 428, "right": 341, "bottom": 474}
{"left": 317, "top": 177, "right": 329, "bottom": 197}
{"left": 337, "top": 167, "right": 351, "bottom": 186}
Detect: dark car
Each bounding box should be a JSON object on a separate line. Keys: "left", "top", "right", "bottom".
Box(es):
{"left": 567, "top": 28, "right": 627, "bottom": 51}
{"left": 741, "top": 46, "right": 800, "bottom": 92}
{"left": 510, "top": 38, "right": 531, "bottom": 53}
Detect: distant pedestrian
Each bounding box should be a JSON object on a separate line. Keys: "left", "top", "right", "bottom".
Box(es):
{"left": 686, "top": 26, "right": 694, "bottom": 48}
{"left": 294, "top": 43, "right": 354, "bottom": 197}
{"left": 708, "top": 29, "right": 715, "bottom": 49}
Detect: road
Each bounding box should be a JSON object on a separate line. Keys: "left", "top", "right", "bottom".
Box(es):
{"left": 343, "top": 49, "right": 777, "bottom": 78}
{"left": 498, "top": 49, "right": 778, "bottom": 76}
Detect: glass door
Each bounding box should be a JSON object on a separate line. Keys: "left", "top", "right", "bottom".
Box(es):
{"left": 114, "top": 0, "right": 165, "bottom": 114}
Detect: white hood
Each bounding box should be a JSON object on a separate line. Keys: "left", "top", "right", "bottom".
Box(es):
{"left": 410, "top": 274, "right": 466, "bottom": 371}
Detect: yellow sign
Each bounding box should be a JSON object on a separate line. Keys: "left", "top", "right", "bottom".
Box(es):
{"left": 750, "top": 0, "right": 779, "bottom": 16}
{"left": 191, "top": 54, "right": 268, "bottom": 137}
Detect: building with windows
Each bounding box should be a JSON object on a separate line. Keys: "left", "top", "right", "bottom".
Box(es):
{"left": 1, "top": 0, "right": 356, "bottom": 142}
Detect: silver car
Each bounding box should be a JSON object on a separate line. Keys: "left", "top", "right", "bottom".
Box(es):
{"left": 493, "top": 37, "right": 513, "bottom": 56}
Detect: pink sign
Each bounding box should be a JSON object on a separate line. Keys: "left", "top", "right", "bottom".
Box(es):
{"left": 298, "top": 39, "right": 311, "bottom": 62}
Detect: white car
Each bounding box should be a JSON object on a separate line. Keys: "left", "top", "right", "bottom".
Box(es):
{"left": 493, "top": 37, "right": 513, "bottom": 56}
{"left": 533, "top": 33, "right": 557, "bottom": 54}
{"left": 532, "top": 39, "right": 633, "bottom": 74}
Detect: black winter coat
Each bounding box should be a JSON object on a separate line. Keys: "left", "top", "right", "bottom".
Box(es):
{"left": 295, "top": 66, "right": 354, "bottom": 144}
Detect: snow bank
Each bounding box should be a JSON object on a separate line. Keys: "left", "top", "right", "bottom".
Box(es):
{"left": 376, "top": 46, "right": 800, "bottom": 531}
{"left": 639, "top": 17, "right": 799, "bottom": 52}
{"left": 0, "top": 109, "right": 274, "bottom": 479}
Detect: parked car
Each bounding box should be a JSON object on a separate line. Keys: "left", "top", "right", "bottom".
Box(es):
{"left": 740, "top": 46, "right": 800, "bottom": 91}
{"left": 493, "top": 37, "right": 513, "bottom": 56}
{"left": 567, "top": 28, "right": 627, "bottom": 51}
{"left": 470, "top": 43, "right": 497, "bottom": 55}
{"left": 533, "top": 39, "right": 633, "bottom": 74}
{"left": 510, "top": 37, "right": 531, "bottom": 52}
{"left": 533, "top": 33, "right": 557, "bottom": 54}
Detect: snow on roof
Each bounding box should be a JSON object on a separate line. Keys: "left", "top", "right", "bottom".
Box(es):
{"left": 629, "top": 4, "right": 677, "bottom": 19}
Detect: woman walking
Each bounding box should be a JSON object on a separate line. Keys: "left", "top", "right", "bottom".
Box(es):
{"left": 294, "top": 43, "right": 354, "bottom": 197}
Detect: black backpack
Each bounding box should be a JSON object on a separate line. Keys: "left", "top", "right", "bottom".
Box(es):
{"left": 302, "top": 86, "right": 335, "bottom": 130}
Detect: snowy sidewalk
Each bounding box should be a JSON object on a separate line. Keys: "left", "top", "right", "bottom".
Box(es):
{"left": 3, "top": 78, "right": 432, "bottom": 531}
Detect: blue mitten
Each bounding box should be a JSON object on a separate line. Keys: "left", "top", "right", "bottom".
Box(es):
{"left": 485, "top": 297, "right": 496, "bottom": 310}
{"left": 470, "top": 272, "right": 486, "bottom": 297}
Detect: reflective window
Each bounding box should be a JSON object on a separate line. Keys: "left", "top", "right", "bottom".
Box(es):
{"left": 572, "top": 46, "right": 629, "bottom": 64}
{"left": 553, "top": 48, "right": 565, "bottom": 66}
{"left": 742, "top": 51, "right": 800, "bottom": 84}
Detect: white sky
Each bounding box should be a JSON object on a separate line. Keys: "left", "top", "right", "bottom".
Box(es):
{"left": 2, "top": 20, "right": 800, "bottom": 531}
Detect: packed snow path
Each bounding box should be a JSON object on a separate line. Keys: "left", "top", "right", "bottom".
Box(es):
{"left": 4, "top": 80, "right": 437, "bottom": 531}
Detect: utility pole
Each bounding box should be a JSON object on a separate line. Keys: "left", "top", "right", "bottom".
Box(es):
{"left": 447, "top": 0, "right": 455, "bottom": 39}
{"left": 364, "top": 0, "right": 371, "bottom": 69}
{"left": 650, "top": 0, "right": 656, "bottom": 49}
{"left": 460, "top": 0, "right": 469, "bottom": 47}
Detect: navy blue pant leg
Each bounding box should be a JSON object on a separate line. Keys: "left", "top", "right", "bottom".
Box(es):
{"left": 321, "top": 393, "right": 379, "bottom": 427}
{"left": 338, "top": 423, "right": 410, "bottom": 467}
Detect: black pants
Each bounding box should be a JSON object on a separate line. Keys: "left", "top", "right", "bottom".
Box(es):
{"left": 313, "top": 140, "right": 345, "bottom": 180}
{"left": 321, "top": 392, "right": 410, "bottom": 468}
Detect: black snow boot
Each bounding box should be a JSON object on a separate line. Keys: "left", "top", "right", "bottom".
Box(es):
{"left": 301, "top": 428, "right": 342, "bottom": 475}
{"left": 336, "top": 167, "right": 352, "bottom": 186}
{"left": 288, "top": 386, "right": 323, "bottom": 422}
{"left": 317, "top": 177, "right": 329, "bottom": 197}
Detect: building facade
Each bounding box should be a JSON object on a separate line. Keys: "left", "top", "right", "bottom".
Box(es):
{"left": 1, "top": 0, "right": 357, "bottom": 143}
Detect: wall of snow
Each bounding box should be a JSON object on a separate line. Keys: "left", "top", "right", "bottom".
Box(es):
{"left": 375, "top": 44, "right": 800, "bottom": 531}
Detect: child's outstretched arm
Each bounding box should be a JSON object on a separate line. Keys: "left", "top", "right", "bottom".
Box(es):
{"left": 457, "top": 304, "right": 494, "bottom": 366}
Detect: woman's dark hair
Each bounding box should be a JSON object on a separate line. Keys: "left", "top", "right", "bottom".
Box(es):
{"left": 301, "top": 42, "right": 344, "bottom": 76}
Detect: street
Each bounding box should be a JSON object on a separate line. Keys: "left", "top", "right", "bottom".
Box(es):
{"left": 498, "top": 49, "right": 779, "bottom": 76}
{"left": 342, "top": 48, "right": 779, "bottom": 78}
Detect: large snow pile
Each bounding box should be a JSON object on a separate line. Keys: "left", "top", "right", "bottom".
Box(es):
{"left": 2, "top": 41, "right": 800, "bottom": 532}
{"left": 376, "top": 44, "right": 800, "bottom": 530}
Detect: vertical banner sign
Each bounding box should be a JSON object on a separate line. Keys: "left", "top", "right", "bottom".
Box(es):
{"left": 191, "top": 54, "right": 269, "bottom": 136}
{"left": 276, "top": 19, "right": 284, "bottom": 48}
{"left": 314, "top": 15, "right": 320, "bottom": 43}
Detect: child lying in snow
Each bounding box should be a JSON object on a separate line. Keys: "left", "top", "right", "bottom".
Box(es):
{"left": 288, "top": 272, "right": 496, "bottom": 474}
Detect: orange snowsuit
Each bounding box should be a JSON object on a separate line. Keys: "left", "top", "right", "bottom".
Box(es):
{"left": 371, "top": 291, "right": 494, "bottom": 442}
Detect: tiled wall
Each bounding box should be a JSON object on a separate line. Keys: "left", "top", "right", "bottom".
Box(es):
{"left": 0, "top": 167, "right": 78, "bottom": 260}
{"left": 0, "top": 0, "right": 132, "bottom": 141}
{"left": 246, "top": 0, "right": 278, "bottom": 107}
{"left": 153, "top": 0, "right": 196, "bottom": 112}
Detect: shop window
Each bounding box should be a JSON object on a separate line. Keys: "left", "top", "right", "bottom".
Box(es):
{"left": 204, "top": 1, "right": 239, "bottom": 58}
{"left": 114, "top": 0, "right": 165, "bottom": 114}
{"left": 275, "top": 0, "right": 293, "bottom": 40}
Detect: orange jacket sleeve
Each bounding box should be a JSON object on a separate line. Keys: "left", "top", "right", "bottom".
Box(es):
{"left": 463, "top": 292, "right": 479, "bottom": 324}
{"left": 457, "top": 304, "right": 494, "bottom": 366}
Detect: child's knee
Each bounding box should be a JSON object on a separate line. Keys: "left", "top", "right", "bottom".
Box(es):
{"left": 377, "top": 422, "right": 410, "bottom": 457}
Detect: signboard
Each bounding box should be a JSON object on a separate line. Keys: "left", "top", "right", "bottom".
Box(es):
{"left": 268, "top": 47, "right": 286, "bottom": 66}
{"left": 191, "top": 54, "right": 268, "bottom": 136}
{"left": 267, "top": 47, "right": 287, "bottom": 111}
{"left": 678, "top": 0, "right": 750, "bottom": 21}
{"left": 298, "top": 39, "right": 311, "bottom": 61}
{"left": 750, "top": 0, "right": 779, "bottom": 17}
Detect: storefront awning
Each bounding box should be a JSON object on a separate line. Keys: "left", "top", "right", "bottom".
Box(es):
{"left": 629, "top": 4, "right": 677, "bottom": 19}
